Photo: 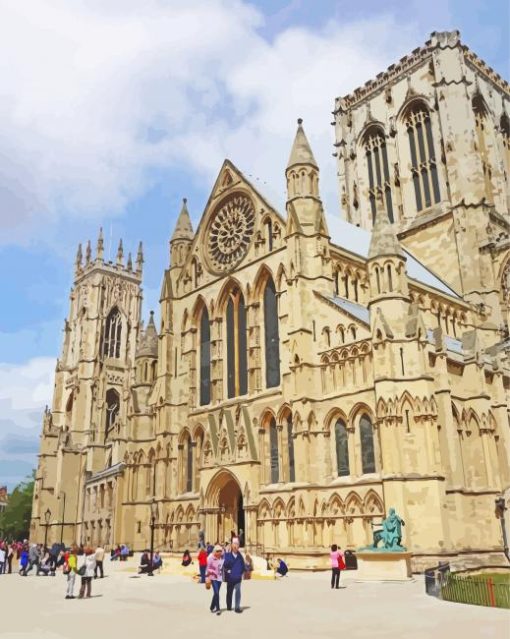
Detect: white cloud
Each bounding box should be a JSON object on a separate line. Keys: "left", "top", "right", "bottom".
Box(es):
{"left": 0, "top": 0, "right": 422, "bottom": 244}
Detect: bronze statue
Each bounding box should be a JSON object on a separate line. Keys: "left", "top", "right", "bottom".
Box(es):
{"left": 371, "top": 508, "right": 406, "bottom": 551}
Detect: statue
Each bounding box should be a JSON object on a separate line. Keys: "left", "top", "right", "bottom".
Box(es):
{"left": 198, "top": 529, "right": 205, "bottom": 549}
{"left": 369, "top": 508, "right": 406, "bottom": 551}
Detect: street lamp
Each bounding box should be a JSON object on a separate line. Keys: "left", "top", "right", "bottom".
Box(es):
{"left": 495, "top": 496, "right": 509, "bottom": 563}
{"left": 148, "top": 498, "right": 159, "bottom": 577}
{"left": 58, "top": 491, "right": 67, "bottom": 545}
{"left": 43, "top": 508, "right": 51, "bottom": 549}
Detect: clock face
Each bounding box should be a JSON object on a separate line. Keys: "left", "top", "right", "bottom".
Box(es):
{"left": 206, "top": 194, "right": 255, "bottom": 273}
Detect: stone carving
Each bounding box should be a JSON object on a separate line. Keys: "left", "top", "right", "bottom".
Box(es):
{"left": 364, "top": 508, "right": 406, "bottom": 551}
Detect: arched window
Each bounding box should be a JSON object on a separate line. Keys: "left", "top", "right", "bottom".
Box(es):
{"left": 103, "top": 307, "right": 122, "bottom": 358}
{"left": 264, "top": 278, "right": 280, "bottom": 388}
{"left": 335, "top": 418, "right": 349, "bottom": 476}
{"left": 105, "top": 389, "right": 120, "bottom": 441}
{"left": 265, "top": 218, "right": 273, "bottom": 251}
{"left": 226, "top": 288, "right": 247, "bottom": 398}
{"left": 473, "top": 95, "right": 494, "bottom": 203}
{"left": 199, "top": 307, "right": 211, "bottom": 405}
{"left": 501, "top": 113, "right": 510, "bottom": 176}
{"left": 185, "top": 434, "right": 193, "bottom": 492}
{"left": 360, "top": 414, "right": 376, "bottom": 474}
{"left": 287, "top": 413, "right": 295, "bottom": 482}
{"left": 364, "top": 126, "right": 394, "bottom": 223}
{"left": 269, "top": 417, "right": 279, "bottom": 483}
{"left": 404, "top": 102, "right": 441, "bottom": 211}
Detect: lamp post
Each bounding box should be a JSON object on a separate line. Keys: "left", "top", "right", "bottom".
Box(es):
{"left": 495, "top": 496, "right": 510, "bottom": 563}
{"left": 43, "top": 508, "right": 51, "bottom": 549}
{"left": 58, "top": 491, "right": 67, "bottom": 545}
{"left": 148, "top": 498, "right": 158, "bottom": 577}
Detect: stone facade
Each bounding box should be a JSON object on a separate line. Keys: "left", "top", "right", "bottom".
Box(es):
{"left": 31, "top": 32, "right": 510, "bottom": 571}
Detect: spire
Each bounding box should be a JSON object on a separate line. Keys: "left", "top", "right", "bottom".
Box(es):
{"left": 116, "top": 239, "right": 124, "bottom": 267}
{"left": 85, "top": 240, "right": 92, "bottom": 265}
{"left": 127, "top": 252, "right": 133, "bottom": 271}
{"left": 171, "top": 198, "right": 194, "bottom": 242}
{"left": 136, "top": 241, "right": 144, "bottom": 275}
{"left": 136, "top": 311, "right": 158, "bottom": 358}
{"left": 287, "top": 118, "right": 318, "bottom": 170}
{"left": 75, "top": 243, "right": 83, "bottom": 275}
{"left": 368, "top": 196, "right": 402, "bottom": 259}
{"left": 96, "top": 227, "right": 104, "bottom": 261}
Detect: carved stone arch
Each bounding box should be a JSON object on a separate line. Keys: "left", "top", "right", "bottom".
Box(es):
{"left": 466, "top": 409, "right": 480, "bottom": 434}
{"left": 345, "top": 491, "right": 364, "bottom": 515}
{"left": 178, "top": 427, "right": 192, "bottom": 445}
{"left": 276, "top": 263, "right": 287, "bottom": 291}
{"left": 321, "top": 354, "right": 330, "bottom": 366}
{"left": 376, "top": 397, "right": 387, "bottom": 419}
{"left": 215, "top": 276, "right": 246, "bottom": 316}
{"left": 397, "top": 95, "right": 434, "bottom": 123}
{"left": 192, "top": 423, "right": 205, "bottom": 442}
{"left": 325, "top": 407, "right": 349, "bottom": 432}
{"left": 307, "top": 410, "right": 318, "bottom": 431}
{"left": 259, "top": 407, "right": 277, "bottom": 429}
{"left": 357, "top": 121, "right": 387, "bottom": 147}
{"left": 331, "top": 351, "right": 340, "bottom": 363}
{"left": 175, "top": 505, "right": 185, "bottom": 523}
{"left": 251, "top": 263, "right": 276, "bottom": 301}
{"left": 277, "top": 403, "right": 292, "bottom": 425}
{"left": 258, "top": 498, "right": 271, "bottom": 519}
{"left": 286, "top": 497, "right": 296, "bottom": 518}
{"left": 202, "top": 436, "right": 214, "bottom": 465}
{"left": 328, "top": 493, "right": 344, "bottom": 515}
{"left": 348, "top": 403, "right": 375, "bottom": 429}
{"left": 185, "top": 503, "right": 196, "bottom": 523}
{"left": 272, "top": 497, "right": 286, "bottom": 519}
{"left": 298, "top": 497, "right": 306, "bottom": 517}
{"left": 397, "top": 390, "right": 416, "bottom": 416}
{"left": 364, "top": 490, "right": 384, "bottom": 515}
{"left": 191, "top": 294, "right": 209, "bottom": 325}
{"left": 320, "top": 499, "right": 328, "bottom": 517}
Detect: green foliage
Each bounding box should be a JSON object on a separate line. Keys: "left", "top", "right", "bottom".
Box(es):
{"left": 0, "top": 474, "right": 34, "bottom": 540}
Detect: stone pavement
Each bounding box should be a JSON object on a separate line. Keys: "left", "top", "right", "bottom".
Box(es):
{"left": 0, "top": 560, "right": 508, "bottom": 639}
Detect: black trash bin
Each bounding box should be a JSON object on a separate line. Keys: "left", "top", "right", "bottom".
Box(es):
{"left": 424, "top": 562, "right": 449, "bottom": 597}
{"left": 344, "top": 550, "right": 357, "bottom": 570}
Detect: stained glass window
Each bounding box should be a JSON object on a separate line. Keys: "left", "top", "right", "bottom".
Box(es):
{"left": 335, "top": 418, "right": 349, "bottom": 476}
{"left": 360, "top": 414, "right": 376, "bottom": 474}
{"left": 264, "top": 278, "right": 280, "bottom": 388}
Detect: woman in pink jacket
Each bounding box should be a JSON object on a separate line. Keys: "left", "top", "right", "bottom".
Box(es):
{"left": 206, "top": 545, "right": 224, "bottom": 615}
{"left": 330, "top": 544, "right": 344, "bottom": 589}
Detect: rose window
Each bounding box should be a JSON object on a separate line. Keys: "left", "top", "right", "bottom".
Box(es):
{"left": 206, "top": 195, "right": 255, "bottom": 272}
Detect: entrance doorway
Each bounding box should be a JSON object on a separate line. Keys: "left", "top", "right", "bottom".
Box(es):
{"left": 209, "top": 471, "right": 245, "bottom": 546}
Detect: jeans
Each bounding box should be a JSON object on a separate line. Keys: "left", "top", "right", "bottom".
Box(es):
{"left": 79, "top": 576, "right": 92, "bottom": 598}
{"left": 0, "top": 561, "right": 4, "bottom": 574}
{"left": 226, "top": 581, "right": 242, "bottom": 611}
{"left": 210, "top": 580, "right": 222, "bottom": 611}
{"left": 331, "top": 568, "right": 340, "bottom": 588}
{"left": 95, "top": 561, "right": 104, "bottom": 578}
{"left": 66, "top": 572, "right": 76, "bottom": 597}
{"left": 199, "top": 565, "right": 206, "bottom": 583}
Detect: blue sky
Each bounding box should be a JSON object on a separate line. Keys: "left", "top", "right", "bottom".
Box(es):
{"left": 0, "top": 0, "right": 508, "bottom": 489}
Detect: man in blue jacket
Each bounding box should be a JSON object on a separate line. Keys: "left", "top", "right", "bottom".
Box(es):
{"left": 222, "top": 538, "right": 246, "bottom": 613}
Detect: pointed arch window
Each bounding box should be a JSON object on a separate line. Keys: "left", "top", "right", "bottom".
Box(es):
{"left": 473, "top": 95, "right": 494, "bottom": 203}
{"left": 501, "top": 113, "right": 510, "bottom": 176}
{"left": 226, "top": 288, "right": 248, "bottom": 398}
{"left": 335, "top": 418, "right": 349, "bottom": 476}
{"left": 269, "top": 417, "right": 279, "bottom": 483}
{"left": 105, "top": 389, "right": 120, "bottom": 442}
{"left": 185, "top": 434, "right": 193, "bottom": 492}
{"left": 404, "top": 102, "right": 441, "bottom": 211}
{"left": 287, "top": 413, "right": 295, "bottom": 482}
{"left": 264, "top": 278, "right": 280, "bottom": 388}
{"left": 199, "top": 307, "right": 211, "bottom": 405}
{"left": 360, "top": 414, "right": 376, "bottom": 474}
{"left": 364, "top": 126, "right": 394, "bottom": 223}
{"left": 103, "top": 307, "right": 122, "bottom": 358}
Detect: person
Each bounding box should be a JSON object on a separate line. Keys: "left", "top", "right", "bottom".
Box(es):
{"left": 239, "top": 529, "right": 245, "bottom": 547}
{"left": 120, "top": 544, "right": 129, "bottom": 561}
{"left": 24, "top": 544, "right": 41, "bottom": 575}
{"left": 7, "top": 544, "right": 14, "bottom": 574}
{"left": 78, "top": 547, "right": 96, "bottom": 598}
{"left": 266, "top": 554, "right": 274, "bottom": 571}
{"left": 222, "top": 539, "right": 246, "bottom": 613}
{"left": 197, "top": 547, "right": 208, "bottom": 583}
{"left": 111, "top": 545, "right": 121, "bottom": 561}
{"left": 0, "top": 545, "right": 5, "bottom": 574}
{"left": 138, "top": 550, "right": 150, "bottom": 574}
{"left": 275, "top": 558, "right": 288, "bottom": 577}
{"left": 64, "top": 545, "right": 78, "bottom": 599}
{"left": 19, "top": 546, "right": 29, "bottom": 575}
{"left": 206, "top": 545, "right": 224, "bottom": 615}
{"left": 94, "top": 545, "right": 105, "bottom": 578}
{"left": 181, "top": 550, "right": 192, "bottom": 567}
{"left": 244, "top": 553, "right": 253, "bottom": 580}
{"left": 152, "top": 552, "right": 163, "bottom": 571}
{"left": 206, "top": 542, "right": 214, "bottom": 556}
{"left": 330, "top": 544, "right": 344, "bottom": 589}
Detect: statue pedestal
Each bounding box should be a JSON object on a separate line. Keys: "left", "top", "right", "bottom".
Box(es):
{"left": 355, "top": 551, "right": 413, "bottom": 581}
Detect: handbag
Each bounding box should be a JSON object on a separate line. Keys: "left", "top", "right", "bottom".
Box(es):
{"left": 205, "top": 578, "right": 211, "bottom": 590}
{"left": 338, "top": 555, "right": 346, "bottom": 571}
{"left": 78, "top": 564, "right": 86, "bottom": 576}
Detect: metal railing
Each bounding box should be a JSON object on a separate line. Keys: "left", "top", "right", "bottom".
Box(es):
{"left": 441, "top": 572, "right": 510, "bottom": 609}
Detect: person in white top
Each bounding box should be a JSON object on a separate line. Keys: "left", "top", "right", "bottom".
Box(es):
{"left": 0, "top": 546, "right": 5, "bottom": 574}
{"left": 94, "top": 546, "right": 105, "bottom": 578}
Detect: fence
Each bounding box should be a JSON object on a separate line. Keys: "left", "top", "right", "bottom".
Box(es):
{"left": 441, "top": 572, "right": 510, "bottom": 609}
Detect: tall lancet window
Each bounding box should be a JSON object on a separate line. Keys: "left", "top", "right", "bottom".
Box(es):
{"left": 105, "top": 388, "right": 120, "bottom": 441}
{"left": 186, "top": 433, "right": 193, "bottom": 492}
{"left": 226, "top": 288, "right": 248, "bottom": 398}
{"left": 335, "top": 418, "right": 349, "bottom": 477}
{"left": 269, "top": 417, "right": 279, "bottom": 483}
{"left": 199, "top": 306, "right": 211, "bottom": 406}
{"left": 360, "top": 414, "right": 376, "bottom": 474}
{"left": 264, "top": 277, "right": 280, "bottom": 388}
{"left": 287, "top": 413, "right": 295, "bottom": 482}
{"left": 473, "top": 95, "right": 494, "bottom": 203}
{"left": 364, "top": 126, "right": 394, "bottom": 223}
{"left": 404, "top": 102, "right": 441, "bottom": 211}
{"left": 103, "top": 307, "right": 122, "bottom": 358}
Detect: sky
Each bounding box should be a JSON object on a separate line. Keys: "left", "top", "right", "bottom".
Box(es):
{"left": 0, "top": 0, "right": 508, "bottom": 490}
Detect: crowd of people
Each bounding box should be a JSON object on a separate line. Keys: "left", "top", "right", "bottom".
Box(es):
{"left": 1, "top": 534, "right": 348, "bottom": 613}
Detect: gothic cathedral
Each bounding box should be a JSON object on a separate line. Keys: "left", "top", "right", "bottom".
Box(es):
{"left": 32, "top": 31, "right": 510, "bottom": 571}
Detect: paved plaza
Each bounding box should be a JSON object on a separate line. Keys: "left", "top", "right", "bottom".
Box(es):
{"left": 0, "top": 561, "right": 508, "bottom": 639}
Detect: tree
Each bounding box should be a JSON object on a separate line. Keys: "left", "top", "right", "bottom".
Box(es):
{"left": 0, "top": 475, "right": 34, "bottom": 540}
